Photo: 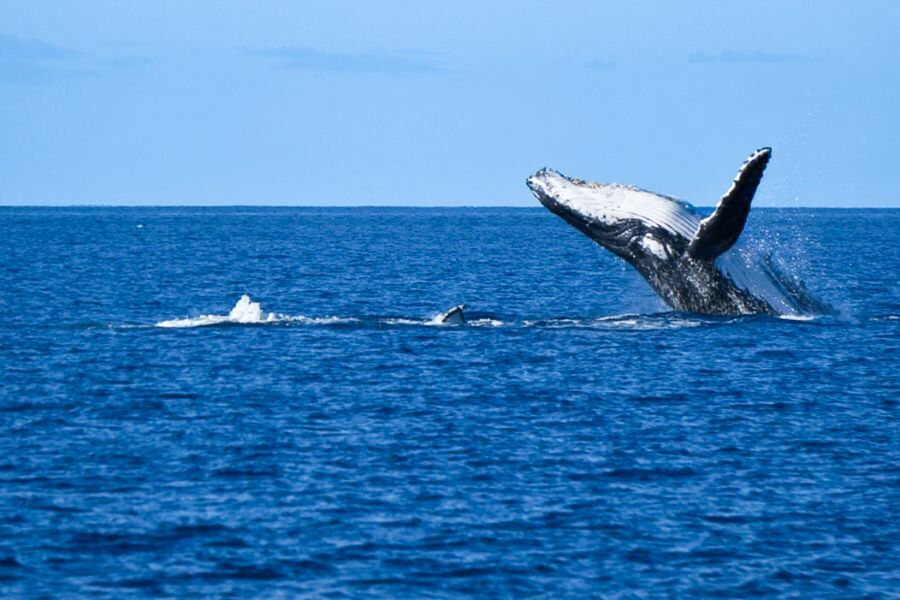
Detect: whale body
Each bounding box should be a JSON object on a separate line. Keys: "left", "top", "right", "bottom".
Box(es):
{"left": 527, "top": 148, "right": 820, "bottom": 316}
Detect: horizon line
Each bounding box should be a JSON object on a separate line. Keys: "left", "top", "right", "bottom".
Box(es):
{"left": 1, "top": 203, "right": 899, "bottom": 209}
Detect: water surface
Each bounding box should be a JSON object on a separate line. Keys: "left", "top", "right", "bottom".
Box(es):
{"left": 1, "top": 207, "right": 897, "bottom": 597}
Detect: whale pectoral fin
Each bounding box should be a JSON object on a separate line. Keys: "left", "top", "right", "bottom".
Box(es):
{"left": 686, "top": 147, "right": 771, "bottom": 260}
{"left": 437, "top": 304, "right": 466, "bottom": 325}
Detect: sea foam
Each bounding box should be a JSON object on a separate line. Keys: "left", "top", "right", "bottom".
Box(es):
{"left": 156, "top": 295, "right": 354, "bottom": 328}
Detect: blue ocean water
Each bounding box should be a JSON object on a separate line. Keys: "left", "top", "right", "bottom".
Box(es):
{"left": 0, "top": 206, "right": 898, "bottom": 597}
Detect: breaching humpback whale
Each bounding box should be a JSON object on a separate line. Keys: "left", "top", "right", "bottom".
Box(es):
{"left": 528, "top": 148, "right": 819, "bottom": 316}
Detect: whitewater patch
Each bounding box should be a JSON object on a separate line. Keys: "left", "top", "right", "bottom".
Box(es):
{"left": 371, "top": 316, "right": 502, "bottom": 327}
{"left": 522, "top": 314, "right": 707, "bottom": 330}
{"left": 875, "top": 315, "right": 900, "bottom": 321}
{"left": 154, "top": 296, "right": 822, "bottom": 331}
{"left": 155, "top": 295, "right": 481, "bottom": 329}
{"left": 777, "top": 313, "right": 818, "bottom": 322}
{"left": 156, "top": 295, "right": 356, "bottom": 328}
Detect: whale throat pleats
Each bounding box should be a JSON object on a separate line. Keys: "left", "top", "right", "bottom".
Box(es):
{"left": 686, "top": 147, "right": 772, "bottom": 260}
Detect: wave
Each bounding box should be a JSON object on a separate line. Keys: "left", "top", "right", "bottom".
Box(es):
{"left": 156, "top": 296, "right": 508, "bottom": 330}
{"left": 154, "top": 296, "right": 838, "bottom": 331}
{"left": 522, "top": 313, "right": 709, "bottom": 330}
{"left": 776, "top": 313, "right": 818, "bottom": 322}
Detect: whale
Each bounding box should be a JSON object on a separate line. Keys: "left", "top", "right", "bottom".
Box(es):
{"left": 435, "top": 304, "right": 466, "bottom": 325}
{"left": 527, "top": 148, "right": 821, "bottom": 316}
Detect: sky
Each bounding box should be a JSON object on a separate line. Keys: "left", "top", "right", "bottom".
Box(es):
{"left": 1, "top": 1, "right": 898, "bottom": 206}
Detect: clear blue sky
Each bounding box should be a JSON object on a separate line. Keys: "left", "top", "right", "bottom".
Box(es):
{"left": 1, "top": 1, "right": 898, "bottom": 206}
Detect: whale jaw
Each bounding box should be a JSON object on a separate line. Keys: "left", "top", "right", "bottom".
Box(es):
{"left": 527, "top": 167, "right": 695, "bottom": 267}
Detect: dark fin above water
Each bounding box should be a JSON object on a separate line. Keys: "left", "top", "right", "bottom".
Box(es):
{"left": 437, "top": 304, "right": 466, "bottom": 325}
{"left": 686, "top": 148, "right": 771, "bottom": 260}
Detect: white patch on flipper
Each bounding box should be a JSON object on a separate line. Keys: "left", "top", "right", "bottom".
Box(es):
{"left": 640, "top": 235, "right": 668, "bottom": 259}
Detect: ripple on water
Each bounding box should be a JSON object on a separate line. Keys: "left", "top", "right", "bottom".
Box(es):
{"left": 0, "top": 207, "right": 897, "bottom": 597}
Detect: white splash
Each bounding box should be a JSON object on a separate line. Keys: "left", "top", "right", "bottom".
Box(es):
{"left": 468, "top": 318, "right": 504, "bottom": 327}
{"left": 777, "top": 313, "right": 818, "bottom": 322}
{"left": 716, "top": 250, "right": 819, "bottom": 317}
{"left": 156, "top": 295, "right": 356, "bottom": 328}
{"left": 382, "top": 318, "right": 426, "bottom": 326}
{"left": 156, "top": 294, "right": 274, "bottom": 328}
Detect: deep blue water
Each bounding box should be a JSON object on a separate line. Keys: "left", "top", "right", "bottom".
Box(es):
{"left": 1, "top": 207, "right": 898, "bottom": 598}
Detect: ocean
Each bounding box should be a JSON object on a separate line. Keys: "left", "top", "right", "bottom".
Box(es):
{"left": 1, "top": 206, "right": 897, "bottom": 597}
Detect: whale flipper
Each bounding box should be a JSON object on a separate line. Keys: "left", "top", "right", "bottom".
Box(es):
{"left": 436, "top": 304, "right": 465, "bottom": 325}
{"left": 686, "top": 147, "right": 771, "bottom": 260}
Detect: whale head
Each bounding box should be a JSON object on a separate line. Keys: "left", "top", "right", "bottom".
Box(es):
{"left": 527, "top": 167, "right": 697, "bottom": 264}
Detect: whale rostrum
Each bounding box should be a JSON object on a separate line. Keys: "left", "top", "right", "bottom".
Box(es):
{"left": 527, "top": 148, "right": 820, "bottom": 316}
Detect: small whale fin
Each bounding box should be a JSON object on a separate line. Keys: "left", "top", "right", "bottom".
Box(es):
{"left": 436, "top": 304, "right": 466, "bottom": 325}
{"left": 686, "top": 147, "right": 771, "bottom": 260}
